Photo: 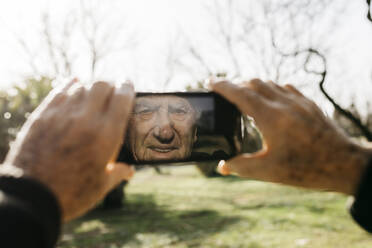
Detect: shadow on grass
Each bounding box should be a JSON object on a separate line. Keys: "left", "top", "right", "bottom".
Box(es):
{"left": 59, "top": 193, "right": 240, "bottom": 247}
{"left": 234, "top": 201, "right": 327, "bottom": 215}
{"left": 236, "top": 202, "right": 297, "bottom": 210}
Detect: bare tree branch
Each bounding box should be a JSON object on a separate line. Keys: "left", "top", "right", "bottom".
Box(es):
{"left": 79, "top": 0, "right": 137, "bottom": 81}
{"left": 197, "top": 0, "right": 242, "bottom": 78}
{"left": 179, "top": 30, "right": 213, "bottom": 76}
{"left": 312, "top": 50, "right": 372, "bottom": 140}
{"left": 273, "top": 41, "right": 372, "bottom": 140}
{"left": 41, "top": 13, "right": 60, "bottom": 76}
{"left": 367, "top": 0, "right": 372, "bottom": 22}
{"left": 57, "top": 12, "right": 77, "bottom": 77}
{"left": 14, "top": 36, "right": 41, "bottom": 76}
{"left": 211, "top": 0, "right": 241, "bottom": 78}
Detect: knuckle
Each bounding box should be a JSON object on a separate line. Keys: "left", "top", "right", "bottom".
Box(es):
{"left": 214, "top": 79, "right": 230, "bottom": 84}
{"left": 247, "top": 80, "right": 264, "bottom": 92}
{"left": 267, "top": 81, "right": 275, "bottom": 88}
{"left": 92, "top": 81, "right": 111, "bottom": 90}
{"left": 249, "top": 78, "right": 264, "bottom": 87}
{"left": 291, "top": 96, "right": 318, "bottom": 114}
{"left": 69, "top": 86, "right": 85, "bottom": 98}
{"left": 66, "top": 82, "right": 84, "bottom": 95}
{"left": 268, "top": 81, "right": 282, "bottom": 91}
{"left": 53, "top": 91, "right": 66, "bottom": 99}
{"left": 241, "top": 87, "right": 253, "bottom": 98}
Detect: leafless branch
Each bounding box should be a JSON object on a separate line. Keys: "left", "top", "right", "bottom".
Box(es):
{"left": 57, "top": 12, "right": 77, "bottom": 77}
{"left": 273, "top": 40, "right": 372, "bottom": 140}
{"left": 162, "top": 40, "right": 177, "bottom": 90}
{"left": 312, "top": 50, "right": 372, "bottom": 140}
{"left": 203, "top": 0, "right": 241, "bottom": 78}
{"left": 41, "top": 13, "right": 60, "bottom": 76}
{"left": 179, "top": 30, "right": 213, "bottom": 76}
{"left": 14, "top": 36, "right": 41, "bottom": 75}
{"left": 367, "top": 0, "right": 372, "bottom": 22}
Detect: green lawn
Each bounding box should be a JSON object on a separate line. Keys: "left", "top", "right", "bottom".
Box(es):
{"left": 58, "top": 166, "right": 372, "bottom": 248}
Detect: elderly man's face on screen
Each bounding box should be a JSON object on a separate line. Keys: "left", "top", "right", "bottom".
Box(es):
{"left": 127, "top": 95, "right": 198, "bottom": 162}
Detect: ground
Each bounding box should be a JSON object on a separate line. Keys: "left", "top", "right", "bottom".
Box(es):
{"left": 58, "top": 166, "right": 372, "bottom": 248}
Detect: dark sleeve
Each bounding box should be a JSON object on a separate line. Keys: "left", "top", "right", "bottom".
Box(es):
{"left": 350, "top": 158, "right": 372, "bottom": 233}
{"left": 0, "top": 176, "right": 61, "bottom": 248}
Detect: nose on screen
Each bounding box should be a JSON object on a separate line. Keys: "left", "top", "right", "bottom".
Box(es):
{"left": 154, "top": 128, "right": 175, "bottom": 143}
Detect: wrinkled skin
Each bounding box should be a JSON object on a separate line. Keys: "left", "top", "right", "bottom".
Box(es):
{"left": 127, "top": 96, "right": 197, "bottom": 162}
{"left": 2, "top": 79, "right": 135, "bottom": 222}
{"left": 212, "top": 79, "right": 372, "bottom": 195}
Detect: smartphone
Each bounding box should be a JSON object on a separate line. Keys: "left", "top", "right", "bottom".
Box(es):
{"left": 117, "top": 92, "right": 259, "bottom": 165}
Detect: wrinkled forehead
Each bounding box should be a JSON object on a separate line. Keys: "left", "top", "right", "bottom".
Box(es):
{"left": 135, "top": 95, "right": 193, "bottom": 109}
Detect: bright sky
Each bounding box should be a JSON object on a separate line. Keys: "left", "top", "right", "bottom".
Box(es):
{"left": 0, "top": 0, "right": 206, "bottom": 90}
{"left": 1, "top": 0, "right": 372, "bottom": 114}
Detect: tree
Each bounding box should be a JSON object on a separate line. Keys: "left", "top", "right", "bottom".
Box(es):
{"left": 327, "top": 0, "right": 372, "bottom": 141}
{"left": 174, "top": 0, "right": 372, "bottom": 142}
{"left": 0, "top": 77, "right": 53, "bottom": 162}
{"left": 14, "top": 0, "right": 137, "bottom": 81}
{"left": 172, "top": 0, "right": 346, "bottom": 86}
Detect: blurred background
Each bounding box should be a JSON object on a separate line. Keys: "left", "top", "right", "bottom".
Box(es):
{"left": 1, "top": 0, "right": 372, "bottom": 247}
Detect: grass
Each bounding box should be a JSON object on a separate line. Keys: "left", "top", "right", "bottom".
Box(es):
{"left": 58, "top": 166, "right": 372, "bottom": 248}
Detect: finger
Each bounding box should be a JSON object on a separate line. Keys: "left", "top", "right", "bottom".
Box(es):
{"left": 40, "top": 78, "right": 79, "bottom": 109}
{"left": 283, "top": 84, "right": 321, "bottom": 110}
{"left": 210, "top": 80, "right": 272, "bottom": 129}
{"left": 211, "top": 80, "right": 264, "bottom": 113}
{"left": 217, "top": 160, "right": 230, "bottom": 176}
{"left": 284, "top": 84, "right": 304, "bottom": 97}
{"left": 241, "top": 79, "right": 281, "bottom": 100}
{"left": 219, "top": 150, "right": 273, "bottom": 181}
{"left": 59, "top": 78, "right": 79, "bottom": 93}
{"left": 86, "top": 81, "right": 115, "bottom": 113}
{"left": 25, "top": 78, "right": 79, "bottom": 121}
{"left": 267, "top": 81, "right": 289, "bottom": 95}
{"left": 104, "top": 162, "right": 135, "bottom": 192}
{"left": 49, "top": 77, "right": 79, "bottom": 94}
{"left": 65, "top": 83, "right": 86, "bottom": 105}
{"left": 104, "top": 82, "right": 135, "bottom": 160}
{"left": 107, "top": 82, "right": 135, "bottom": 125}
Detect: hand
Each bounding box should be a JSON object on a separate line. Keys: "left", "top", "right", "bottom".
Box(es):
{"left": 3, "top": 79, "right": 135, "bottom": 222}
{"left": 211, "top": 79, "right": 372, "bottom": 195}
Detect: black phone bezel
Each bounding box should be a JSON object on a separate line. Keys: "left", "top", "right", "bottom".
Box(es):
{"left": 117, "top": 92, "right": 241, "bottom": 165}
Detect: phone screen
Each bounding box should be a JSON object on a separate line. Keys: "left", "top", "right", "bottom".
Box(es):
{"left": 117, "top": 92, "right": 243, "bottom": 165}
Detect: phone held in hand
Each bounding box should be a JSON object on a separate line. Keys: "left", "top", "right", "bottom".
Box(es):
{"left": 117, "top": 92, "right": 260, "bottom": 165}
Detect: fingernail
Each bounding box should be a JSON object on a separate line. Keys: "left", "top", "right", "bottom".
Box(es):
{"left": 206, "top": 77, "right": 216, "bottom": 90}
{"left": 106, "top": 163, "right": 115, "bottom": 171}
{"left": 217, "top": 160, "right": 231, "bottom": 176}
{"left": 53, "top": 77, "right": 78, "bottom": 90}
{"left": 128, "top": 166, "right": 135, "bottom": 179}
{"left": 117, "top": 81, "right": 134, "bottom": 94}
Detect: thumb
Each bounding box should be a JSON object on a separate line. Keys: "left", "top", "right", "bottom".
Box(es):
{"left": 217, "top": 150, "right": 269, "bottom": 180}
{"left": 104, "top": 162, "right": 135, "bottom": 192}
